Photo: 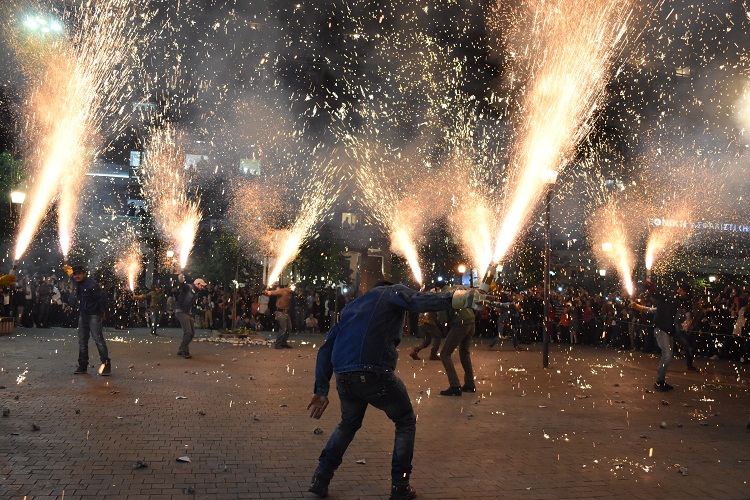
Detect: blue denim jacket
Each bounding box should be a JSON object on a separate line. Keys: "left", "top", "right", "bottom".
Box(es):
{"left": 313, "top": 284, "right": 453, "bottom": 396}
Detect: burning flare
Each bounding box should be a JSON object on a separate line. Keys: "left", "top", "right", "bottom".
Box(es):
{"left": 265, "top": 154, "right": 340, "bottom": 286}
{"left": 492, "top": 0, "right": 633, "bottom": 263}
{"left": 10, "top": 0, "right": 153, "bottom": 260}
{"left": 114, "top": 230, "right": 142, "bottom": 292}
{"left": 140, "top": 125, "right": 202, "bottom": 270}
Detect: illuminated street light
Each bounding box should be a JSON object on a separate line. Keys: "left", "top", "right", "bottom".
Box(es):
{"left": 10, "top": 191, "right": 26, "bottom": 204}
{"left": 708, "top": 275, "right": 716, "bottom": 283}
{"left": 23, "top": 14, "right": 64, "bottom": 35}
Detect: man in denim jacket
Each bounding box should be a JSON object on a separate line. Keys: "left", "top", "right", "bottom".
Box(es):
{"left": 307, "top": 280, "right": 480, "bottom": 499}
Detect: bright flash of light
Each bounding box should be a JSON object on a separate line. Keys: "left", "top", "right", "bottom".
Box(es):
{"left": 391, "top": 227, "right": 423, "bottom": 284}
{"left": 351, "top": 143, "right": 429, "bottom": 285}
{"left": 266, "top": 153, "right": 341, "bottom": 286}
{"left": 114, "top": 229, "right": 142, "bottom": 292}
{"left": 492, "top": 0, "right": 633, "bottom": 263}
{"left": 644, "top": 182, "right": 695, "bottom": 277}
{"left": 178, "top": 209, "right": 201, "bottom": 270}
{"left": 591, "top": 199, "right": 636, "bottom": 297}
{"left": 140, "top": 125, "right": 202, "bottom": 270}
{"left": 450, "top": 188, "right": 496, "bottom": 272}
{"left": 10, "top": 0, "right": 153, "bottom": 261}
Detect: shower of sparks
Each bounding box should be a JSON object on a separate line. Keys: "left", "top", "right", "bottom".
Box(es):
{"left": 351, "top": 144, "right": 429, "bottom": 284}
{"left": 492, "top": 0, "right": 634, "bottom": 263}
{"left": 450, "top": 187, "right": 497, "bottom": 272}
{"left": 266, "top": 152, "right": 342, "bottom": 286}
{"left": 227, "top": 180, "right": 288, "bottom": 259}
{"left": 639, "top": 158, "right": 708, "bottom": 278}
{"left": 590, "top": 198, "right": 636, "bottom": 296}
{"left": 8, "top": 0, "right": 153, "bottom": 260}
{"left": 140, "top": 125, "right": 202, "bottom": 270}
{"left": 114, "top": 229, "right": 142, "bottom": 292}
{"left": 327, "top": 10, "right": 508, "bottom": 283}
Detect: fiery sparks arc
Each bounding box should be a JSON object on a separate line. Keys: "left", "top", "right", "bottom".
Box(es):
{"left": 492, "top": 0, "right": 633, "bottom": 263}
{"left": 114, "top": 229, "right": 143, "bottom": 292}
{"left": 350, "top": 143, "right": 429, "bottom": 285}
{"left": 10, "top": 0, "right": 153, "bottom": 260}
{"left": 140, "top": 125, "right": 202, "bottom": 270}
{"left": 590, "top": 198, "right": 636, "bottom": 297}
{"left": 266, "top": 153, "right": 341, "bottom": 286}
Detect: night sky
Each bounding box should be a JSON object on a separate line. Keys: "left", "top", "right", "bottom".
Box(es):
{"left": 2, "top": 0, "right": 750, "bottom": 278}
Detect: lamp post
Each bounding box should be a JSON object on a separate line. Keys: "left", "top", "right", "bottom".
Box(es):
{"left": 541, "top": 169, "right": 558, "bottom": 369}
{"left": 457, "top": 264, "right": 466, "bottom": 286}
{"left": 10, "top": 191, "right": 26, "bottom": 234}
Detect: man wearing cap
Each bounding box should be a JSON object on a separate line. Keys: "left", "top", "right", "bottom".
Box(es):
{"left": 64, "top": 264, "right": 111, "bottom": 376}
{"left": 174, "top": 274, "right": 208, "bottom": 358}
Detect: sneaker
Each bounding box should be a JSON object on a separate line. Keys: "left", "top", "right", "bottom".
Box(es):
{"left": 308, "top": 473, "right": 330, "bottom": 498}
{"left": 281, "top": 343, "right": 293, "bottom": 349}
{"left": 439, "top": 386, "right": 462, "bottom": 396}
{"left": 654, "top": 381, "right": 674, "bottom": 392}
{"left": 99, "top": 360, "right": 111, "bottom": 376}
{"left": 428, "top": 354, "right": 440, "bottom": 361}
{"left": 409, "top": 351, "right": 420, "bottom": 360}
{"left": 390, "top": 484, "right": 417, "bottom": 500}
{"left": 460, "top": 385, "right": 476, "bottom": 393}
{"left": 486, "top": 345, "right": 493, "bottom": 351}
{"left": 73, "top": 366, "right": 87, "bottom": 375}
{"left": 177, "top": 351, "right": 192, "bottom": 359}
{"left": 150, "top": 331, "right": 159, "bottom": 337}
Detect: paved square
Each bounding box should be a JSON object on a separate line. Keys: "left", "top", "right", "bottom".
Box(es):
{"left": 1, "top": 327, "right": 748, "bottom": 499}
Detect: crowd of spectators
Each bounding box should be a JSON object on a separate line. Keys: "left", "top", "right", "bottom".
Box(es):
{"left": 480, "top": 284, "right": 750, "bottom": 363}
{"left": 0, "top": 271, "right": 349, "bottom": 335}
{"left": 2, "top": 270, "right": 750, "bottom": 363}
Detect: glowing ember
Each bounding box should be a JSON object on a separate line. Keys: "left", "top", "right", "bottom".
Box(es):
{"left": 114, "top": 228, "right": 142, "bottom": 291}
{"left": 266, "top": 153, "right": 341, "bottom": 286}
{"left": 492, "top": 0, "right": 633, "bottom": 263}
{"left": 450, "top": 188, "right": 496, "bottom": 272}
{"left": 10, "top": 0, "right": 153, "bottom": 260}
{"left": 140, "top": 125, "right": 202, "bottom": 271}
{"left": 391, "top": 227, "right": 423, "bottom": 284}
{"left": 590, "top": 199, "right": 636, "bottom": 297}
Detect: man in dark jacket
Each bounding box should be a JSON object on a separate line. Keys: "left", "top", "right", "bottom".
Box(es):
{"left": 174, "top": 274, "right": 207, "bottom": 358}
{"left": 67, "top": 265, "right": 111, "bottom": 376}
{"left": 306, "top": 281, "right": 481, "bottom": 500}
{"left": 631, "top": 279, "right": 690, "bottom": 391}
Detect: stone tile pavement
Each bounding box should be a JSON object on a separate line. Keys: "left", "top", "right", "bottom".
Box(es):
{"left": 0, "top": 326, "right": 749, "bottom": 499}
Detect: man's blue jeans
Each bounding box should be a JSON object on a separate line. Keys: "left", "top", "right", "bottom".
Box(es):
{"left": 78, "top": 314, "right": 108, "bottom": 368}
{"left": 654, "top": 327, "right": 673, "bottom": 382}
{"left": 316, "top": 371, "right": 415, "bottom": 486}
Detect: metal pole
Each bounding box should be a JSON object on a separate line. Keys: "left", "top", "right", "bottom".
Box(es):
{"left": 543, "top": 187, "right": 552, "bottom": 368}
{"left": 231, "top": 252, "right": 240, "bottom": 329}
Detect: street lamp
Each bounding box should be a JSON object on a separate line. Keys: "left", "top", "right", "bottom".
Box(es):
{"left": 10, "top": 191, "right": 25, "bottom": 229}
{"left": 10, "top": 191, "right": 26, "bottom": 205}
{"left": 541, "top": 169, "right": 558, "bottom": 369}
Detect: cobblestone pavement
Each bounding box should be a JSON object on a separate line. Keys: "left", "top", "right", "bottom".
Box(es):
{"left": 1, "top": 326, "right": 749, "bottom": 499}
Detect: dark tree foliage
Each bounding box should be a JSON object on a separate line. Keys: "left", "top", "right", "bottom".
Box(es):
{"left": 293, "top": 223, "right": 350, "bottom": 288}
